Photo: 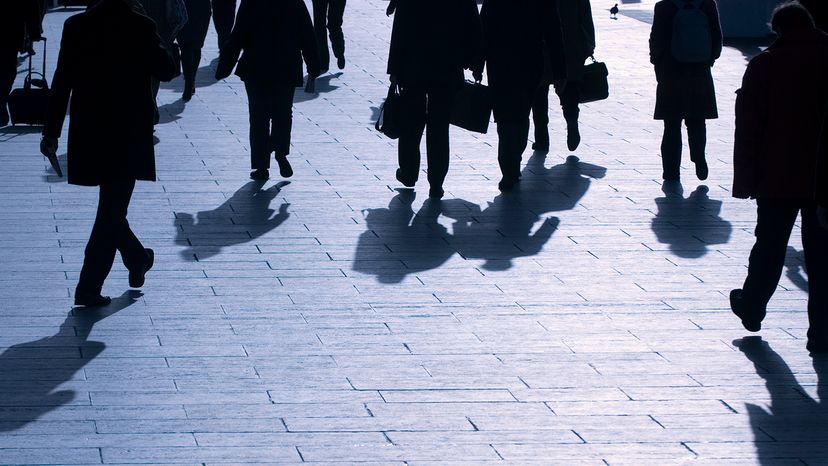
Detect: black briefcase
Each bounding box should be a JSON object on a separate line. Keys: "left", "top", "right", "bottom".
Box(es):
{"left": 450, "top": 81, "right": 492, "bottom": 134}
{"left": 375, "top": 83, "right": 403, "bottom": 140}
{"left": 578, "top": 57, "right": 609, "bottom": 104}
{"left": 8, "top": 39, "right": 50, "bottom": 126}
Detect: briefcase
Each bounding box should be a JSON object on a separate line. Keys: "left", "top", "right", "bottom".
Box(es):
{"left": 578, "top": 57, "right": 609, "bottom": 104}
{"left": 8, "top": 39, "right": 50, "bottom": 126}
{"left": 450, "top": 81, "right": 492, "bottom": 134}
{"left": 375, "top": 83, "right": 403, "bottom": 140}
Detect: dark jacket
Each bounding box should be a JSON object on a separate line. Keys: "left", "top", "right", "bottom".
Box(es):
{"left": 801, "top": 0, "right": 828, "bottom": 33}
{"left": 733, "top": 28, "right": 828, "bottom": 200}
{"left": 216, "top": 0, "right": 320, "bottom": 87}
{"left": 559, "top": 0, "right": 595, "bottom": 81}
{"left": 387, "top": 0, "right": 482, "bottom": 86}
{"left": 43, "top": 0, "right": 176, "bottom": 186}
{"left": 820, "top": 104, "right": 828, "bottom": 205}
{"left": 0, "top": 0, "right": 41, "bottom": 52}
{"left": 477, "top": 0, "right": 565, "bottom": 91}
{"left": 177, "top": 0, "right": 210, "bottom": 47}
{"left": 649, "top": 0, "right": 722, "bottom": 120}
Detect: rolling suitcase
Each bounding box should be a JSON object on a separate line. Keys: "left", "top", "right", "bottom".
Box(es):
{"left": 8, "top": 38, "right": 50, "bottom": 126}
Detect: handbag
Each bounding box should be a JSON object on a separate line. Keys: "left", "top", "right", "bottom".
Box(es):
{"left": 578, "top": 57, "right": 609, "bottom": 104}
{"left": 450, "top": 80, "right": 492, "bottom": 134}
{"left": 375, "top": 83, "right": 403, "bottom": 140}
{"left": 8, "top": 39, "right": 50, "bottom": 126}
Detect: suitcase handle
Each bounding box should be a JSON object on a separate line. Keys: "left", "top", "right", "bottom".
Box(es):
{"left": 25, "top": 38, "right": 48, "bottom": 91}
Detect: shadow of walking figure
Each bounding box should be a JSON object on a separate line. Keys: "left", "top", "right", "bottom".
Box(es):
{"left": 651, "top": 182, "right": 732, "bottom": 258}
{"left": 176, "top": 181, "right": 290, "bottom": 261}
{"left": 734, "top": 337, "right": 828, "bottom": 464}
{"left": 0, "top": 291, "right": 142, "bottom": 432}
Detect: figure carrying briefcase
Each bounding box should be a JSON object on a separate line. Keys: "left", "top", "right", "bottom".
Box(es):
{"left": 450, "top": 80, "right": 492, "bottom": 134}
{"left": 578, "top": 56, "right": 609, "bottom": 104}
{"left": 8, "top": 38, "right": 50, "bottom": 126}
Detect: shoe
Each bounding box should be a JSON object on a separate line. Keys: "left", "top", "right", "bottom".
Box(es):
{"left": 429, "top": 186, "right": 444, "bottom": 199}
{"left": 730, "top": 289, "right": 762, "bottom": 332}
{"left": 694, "top": 159, "right": 709, "bottom": 181}
{"left": 532, "top": 132, "right": 549, "bottom": 152}
{"left": 74, "top": 293, "right": 112, "bottom": 307}
{"left": 337, "top": 56, "right": 346, "bottom": 70}
{"left": 319, "top": 67, "right": 329, "bottom": 75}
{"left": 250, "top": 169, "right": 269, "bottom": 180}
{"left": 567, "top": 123, "right": 581, "bottom": 152}
{"left": 395, "top": 168, "right": 416, "bottom": 187}
{"left": 182, "top": 83, "right": 194, "bottom": 102}
{"left": 498, "top": 177, "right": 519, "bottom": 191}
{"left": 275, "top": 155, "right": 293, "bottom": 178}
{"left": 128, "top": 248, "right": 154, "bottom": 289}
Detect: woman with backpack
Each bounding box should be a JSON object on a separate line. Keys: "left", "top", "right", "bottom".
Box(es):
{"left": 649, "top": 0, "right": 722, "bottom": 182}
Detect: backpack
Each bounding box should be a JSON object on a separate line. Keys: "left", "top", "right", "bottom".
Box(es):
{"left": 670, "top": 0, "right": 712, "bottom": 63}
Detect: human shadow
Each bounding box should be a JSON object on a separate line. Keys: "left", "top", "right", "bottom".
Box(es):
{"left": 448, "top": 154, "right": 605, "bottom": 271}
{"left": 0, "top": 291, "right": 142, "bottom": 432}
{"left": 724, "top": 37, "right": 773, "bottom": 62}
{"left": 784, "top": 246, "right": 809, "bottom": 293}
{"left": 734, "top": 337, "right": 828, "bottom": 464}
{"left": 651, "top": 182, "right": 732, "bottom": 258}
{"left": 293, "top": 72, "right": 343, "bottom": 104}
{"left": 157, "top": 99, "right": 186, "bottom": 125}
{"left": 353, "top": 190, "right": 454, "bottom": 283}
{"left": 175, "top": 181, "right": 290, "bottom": 261}
{"left": 0, "top": 125, "right": 42, "bottom": 142}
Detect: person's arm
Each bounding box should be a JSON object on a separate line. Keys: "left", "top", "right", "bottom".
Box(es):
{"left": 707, "top": 0, "right": 723, "bottom": 62}
{"left": 471, "top": 0, "right": 488, "bottom": 81}
{"left": 297, "top": 0, "right": 321, "bottom": 78}
{"left": 732, "top": 57, "right": 769, "bottom": 199}
{"left": 817, "top": 104, "right": 828, "bottom": 225}
{"left": 141, "top": 16, "right": 176, "bottom": 82}
{"left": 42, "top": 18, "right": 76, "bottom": 143}
{"left": 544, "top": 0, "right": 567, "bottom": 84}
{"left": 582, "top": 0, "right": 596, "bottom": 56}
{"left": 461, "top": 0, "right": 483, "bottom": 76}
{"left": 215, "top": 0, "right": 247, "bottom": 80}
{"left": 649, "top": 2, "right": 669, "bottom": 66}
{"left": 24, "top": 0, "right": 43, "bottom": 40}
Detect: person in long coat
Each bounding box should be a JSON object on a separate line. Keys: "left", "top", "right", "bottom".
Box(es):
{"left": 730, "top": 3, "right": 828, "bottom": 354}
{"left": 0, "top": 0, "right": 41, "bottom": 127}
{"left": 211, "top": 0, "right": 236, "bottom": 49}
{"left": 216, "top": 0, "right": 320, "bottom": 181}
{"left": 474, "top": 0, "right": 565, "bottom": 191}
{"left": 820, "top": 104, "right": 828, "bottom": 229}
{"left": 387, "top": 0, "right": 482, "bottom": 199}
{"left": 531, "top": 0, "right": 594, "bottom": 152}
{"left": 41, "top": 0, "right": 176, "bottom": 306}
{"left": 312, "top": 0, "right": 347, "bottom": 72}
{"left": 649, "top": 0, "right": 722, "bottom": 181}
{"left": 177, "top": 0, "right": 211, "bottom": 101}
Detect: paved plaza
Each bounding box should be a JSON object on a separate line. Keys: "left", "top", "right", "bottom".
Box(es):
{"left": 1, "top": 0, "right": 825, "bottom": 464}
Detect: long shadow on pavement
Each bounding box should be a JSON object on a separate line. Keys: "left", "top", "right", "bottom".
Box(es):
{"left": 651, "top": 182, "right": 732, "bottom": 258}
{"left": 0, "top": 291, "right": 142, "bottom": 432}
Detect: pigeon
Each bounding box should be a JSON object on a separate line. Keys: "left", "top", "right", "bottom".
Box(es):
{"left": 610, "top": 3, "right": 619, "bottom": 19}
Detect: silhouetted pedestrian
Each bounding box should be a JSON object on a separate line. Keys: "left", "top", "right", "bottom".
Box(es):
{"left": 177, "top": 0, "right": 211, "bottom": 101}
{"left": 649, "top": 0, "right": 722, "bottom": 181}
{"left": 0, "top": 0, "right": 41, "bottom": 127}
{"left": 532, "top": 0, "right": 595, "bottom": 152}
{"left": 40, "top": 0, "right": 176, "bottom": 306}
{"left": 211, "top": 0, "right": 236, "bottom": 49}
{"left": 475, "top": 0, "right": 565, "bottom": 191}
{"left": 820, "top": 105, "right": 828, "bottom": 229}
{"left": 730, "top": 2, "right": 828, "bottom": 354}
{"left": 312, "top": 0, "right": 347, "bottom": 72}
{"left": 388, "top": 0, "right": 482, "bottom": 199}
{"left": 800, "top": 0, "right": 828, "bottom": 32}
{"left": 215, "top": 0, "right": 320, "bottom": 181}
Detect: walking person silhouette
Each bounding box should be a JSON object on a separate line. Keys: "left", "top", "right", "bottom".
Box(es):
{"left": 40, "top": 0, "right": 176, "bottom": 306}
{"left": 216, "top": 0, "right": 320, "bottom": 182}
{"left": 312, "top": 0, "right": 347, "bottom": 72}
{"left": 649, "top": 0, "right": 722, "bottom": 182}
{"left": 177, "top": 0, "right": 211, "bottom": 101}
{"left": 388, "top": 0, "right": 482, "bottom": 199}
{"left": 0, "top": 0, "right": 42, "bottom": 127}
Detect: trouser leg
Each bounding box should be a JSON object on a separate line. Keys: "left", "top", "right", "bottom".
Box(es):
{"left": 397, "top": 85, "right": 427, "bottom": 182}
{"left": 211, "top": 0, "right": 237, "bottom": 49}
{"left": 801, "top": 203, "right": 828, "bottom": 347}
{"left": 312, "top": 0, "right": 330, "bottom": 71}
{"left": 327, "top": 0, "right": 347, "bottom": 60}
{"left": 496, "top": 119, "right": 531, "bottom": 182}
{"left": 244, "top": 83, "right": 274, "bottom": 170}
{"left": 77, "top": 180, "right": 142, "bottom": 295}
{"left": 558, "top": 82, "right": 580, "bottom": 124}
{"left": 661, "top": 119, "right": 682, "bottom": 180}
{"left": 270, "top": 85, "right": 295, "bottom": 158}
{"left": 531, "top": 84, "right": 550, "bottom": 147}
{"left": 685, "top": 118, "right": 707, "bottom": 163}
{"left": 0, "top": 47, "right": 18, "bottom": 124}
{"left": 424, "top": 86, "right": 453, "bottom": 189}
{"left": 180, "top": 44, "right": 200, "bottom": 91}
{"left": 741, "top": 198, "right": 800, "bottom": 321}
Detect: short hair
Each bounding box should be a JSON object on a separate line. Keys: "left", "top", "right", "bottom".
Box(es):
{"left": 770, "top": 1, "right": 816, "bottom": 35}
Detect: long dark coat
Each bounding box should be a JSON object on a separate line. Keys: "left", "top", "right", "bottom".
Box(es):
{"left": 387, "top": 0, "right": 482, "bottom": 86}
{"left": 0, "top": 0, "right": 41, "bottom": 52}
{"left": 820, "top": 104, "right": 828, "bottom": 204}
{"left": 43, "top": 0, "right": 176, "bottom": 186}
{"left": 732, "top": 28, "right": 828, "bottom": 200}
{"left": 177, "top": 0, "right": 211, "bottom": 48}
{"left": 649, "top": 0, "right": 722, "bottom": 120}
{"left": 216, "top": 0, "right": 320, "bottom": 87}
{"left": 558, "top": 0, "right": 595, "bottom": 81}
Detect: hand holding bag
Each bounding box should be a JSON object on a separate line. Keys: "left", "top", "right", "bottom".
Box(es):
{"left": 375, "top": 83, "right": 403, "bottom": 140}
{"left": 450, "top": 80, "right": 492, "bottom": 134}
{"left": 578, "top": 56, "right": 609, "bottom": 104}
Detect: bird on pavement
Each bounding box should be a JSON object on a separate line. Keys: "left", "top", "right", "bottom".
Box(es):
{"left": 610, "top": 3, "right": 619, "bottom": 19}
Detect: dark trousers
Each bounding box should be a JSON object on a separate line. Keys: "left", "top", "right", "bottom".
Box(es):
{"left": 211, "top": 0, "right": 237, "bottom": 49}
{"left": 77, "top": 180, "right": 146, "bottom": 295}
{"left": 0, "top": 47, "right": 18, "bottom": 121}
{"left": 531, "top": 82, "right": 581, "bottom": 142}
{"left": 180, "top": 44, "right": 201, "bottom": 92}
{"left": 397, "top": 84, "right": 454, "bottom": 189}
{"left": 244, "top": 83, "right": 295, "bottom": 170}
{"left": 741, "top": 199, "right": 828, "bottom": 346}
{"left": 494, "top": 89, "right": 535, "bottom": 182}
{"left": 661, "top": 118, "right": 706, "bottom": 180}
{"left": 311, "top": 0, "right": 346, "bottom": 70}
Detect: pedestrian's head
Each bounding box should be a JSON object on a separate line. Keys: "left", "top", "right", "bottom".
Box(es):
{"left": 770, "top": 1, "right": 815, "bottom": 36}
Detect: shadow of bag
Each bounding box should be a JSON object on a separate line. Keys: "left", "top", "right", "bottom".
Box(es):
{"left": 375, "top": 83, "right": 402, "bottom": 140}
{"left": 450, "top": 81, "right": 492, "bottom": 134}
{"left": 578, "top": 57, "right": 609, "bottom": 104}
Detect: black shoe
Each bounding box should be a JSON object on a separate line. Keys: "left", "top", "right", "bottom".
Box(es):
{"left": 567, "top": 124, "right": 581, "bottom": 152}
{"left": 730, "top": 289, "right": 762, "bottom": 332}
{"left": 395, "top": 169, "right": 416, "bottom": 187}
{"left": 337, "top": 56, "right": 346, "bottom": 70}
{"left": 74, "top": 293, "right": 112, "bottom": 307}
{"left": 694, "top": 159, "right": 709, "bottom": 181}
{"left": 498, "top": 177, "right": 519, "bottom": 191}
{"left": 429, "top": 186, "right": 444, "bottom": 199}
{"left": 319, "top": 67, "right": 329, "bottom": 75}
{"left": 128, "top": 248, "right": 154, "bottom": 289}
{"left": 275, "top": 155, "right": 293, "bottom": 178}
{"left": 250, "top": 169, "right": 269, "bottom": 180}
{"left": 532, "top": 132, "right": 549, "bottom": 152}
{"left": 182, "top": 83, "right": 194, "bottom": 102}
